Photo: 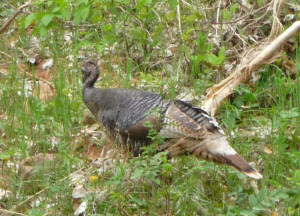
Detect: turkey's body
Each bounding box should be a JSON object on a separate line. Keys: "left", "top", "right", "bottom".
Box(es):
{"left": 83, "top": 87, "right": 165, "bottom": 155}
{"left": 82, "top": 61, "right": 262, "bottom": 179}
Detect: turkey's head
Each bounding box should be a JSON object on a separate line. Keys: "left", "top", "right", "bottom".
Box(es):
{"left": 82, "top": 61, "right": 99, "bottom": 87}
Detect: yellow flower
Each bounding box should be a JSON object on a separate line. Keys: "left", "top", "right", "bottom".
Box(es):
{"left": 89, "top": 175, "right": 98, "bottom": 183}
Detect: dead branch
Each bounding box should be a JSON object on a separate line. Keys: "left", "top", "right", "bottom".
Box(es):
{"left": 201, "top": 1, "right": 300, "bottom": 116}
{"left": 0, "top": 208, "right": 26, "bottom": 216}
{"left": 0, "top": 1, "right": 32, "bottom": 34}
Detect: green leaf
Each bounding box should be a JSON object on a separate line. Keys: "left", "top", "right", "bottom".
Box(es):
{"left": 218, "top": 46, "right": 226, "bottom": 62}
{"left": 240, "top": 210, "right": 257, "bottom": 216}
{"left": 204, "top": 46, "right": 225, "bottom": 66}
{"left": 280, "top": 108, "right": 299, "bottom": 119}
{"left": 205, "top": 53, "right": 218, "bottom": 65}
{"left": 25, "top": 13, "right": 37, "bottom": 28}
{"left": 130, "top": 196, "right": 144, "bottom": 206}
{"left": 168, "top": 0, "right": 178, "bottom": 10}
{"left": 233, "top": 95, "right": 244, "bottom": 108}
{"left": 78, "top": 0, "right": 89, "bottom": 5}
{"left": 257, "top": 0, "right": 263, "bottom": 6}
{"left": 74, "top": 6, "right": 90, "bottom": 24}
{"left": 41, "top": 14, "right": 54, "bottom": 26}
{"left": 197, "top": 32, "right": 209, "bottom": 52}
{"left": 26, "top": 209, "right": 44, "bottom": 216}
{"left": 138, "top": 0, "right": 152, "bottom": 7}
{"left": 248, "top": 194, "right": 258, "bottom": 208}
{"left": 80, "top": 6, "right": 90, "bottom": 21}
{"left": 0, "top": 152, "right": 10, "bottom": 160}
{"left": 62, "top": 9, "right": 71, "bottom": 21}
{"left": 131, "top": 168, "right": 144, "bottom": 180}
{"left": 39, "top": 26, "right": 48, "bottom": 38}
{"left": 52, "top": 7, "right": 60, "bottom": 13}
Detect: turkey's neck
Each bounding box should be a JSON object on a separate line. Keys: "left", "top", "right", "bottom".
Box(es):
{"left": 83, "top": 73, "right": 98, "bottom": 89}
{"left": 82, "top": 85, "right": 99, "bottom": 118}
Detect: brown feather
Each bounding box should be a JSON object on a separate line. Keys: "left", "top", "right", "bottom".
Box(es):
{"left": 125, "top": 116, "right": 160, "bottom": 138}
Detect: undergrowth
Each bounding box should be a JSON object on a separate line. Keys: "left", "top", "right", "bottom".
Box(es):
{"left": 0, "top": 0, "right": 299, "bottom": 215}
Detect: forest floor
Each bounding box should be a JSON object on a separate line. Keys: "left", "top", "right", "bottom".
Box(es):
{"left": 0, "top": 0, "right": 300, "bottom": 215}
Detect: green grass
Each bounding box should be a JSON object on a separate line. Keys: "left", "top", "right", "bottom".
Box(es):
{"left": 0, "top": 0, "right": 300, "bottom": 215}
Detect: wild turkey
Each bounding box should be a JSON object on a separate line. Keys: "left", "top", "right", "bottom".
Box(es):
{"left": 82, "top": 61, "right": 262, "bottom": 179}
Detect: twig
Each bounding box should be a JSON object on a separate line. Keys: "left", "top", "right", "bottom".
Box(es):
{"left": 116, "top": 6, "right": 153, "bottom": 42}
{"left": 201, "top": 0, "right": 299, "bottom": 115}
{"left": 176, "top": 57, "right": 181, "bottom": 88}
{"left": 229, "top": 25, "right": 248, "bottom": 47}
{"left": 215, "top": 0, "right": 221, "bottom": 39}
{"left": 0, "top": 51, "right": 11, "bottom": 58}
{"left": 180, "top": 0, "right": 193, "bottom": 8}
{"left": 209, "top": 3, "right": 270, "bottom": 25}
{"left": 176, "top": 0, "right": 182, "bottom": 39}
{"left": 0, "top": 208, "right": 26, "bottom": 216}
{"left": 180, "top": 0, "right": 222, "bottom": 10}
{"left": 269, "top": 0, "right": 283, "bottom": 40}
{"left": 64, "top": 22, "right": 99, "bottom": 29}
{"left": 0, "top": 1, "right": 32, "bottom": 34}
{"left": 152, "top": 9, "right": 161, "bottom": 23}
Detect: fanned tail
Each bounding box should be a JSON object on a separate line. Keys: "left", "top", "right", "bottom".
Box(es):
{"left": 165, "top": 134, "right": 263, "bottom": 180}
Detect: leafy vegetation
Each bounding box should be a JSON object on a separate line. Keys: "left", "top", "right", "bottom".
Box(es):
{"left": 0, "top": 0, "right": 299, "bottom": 215}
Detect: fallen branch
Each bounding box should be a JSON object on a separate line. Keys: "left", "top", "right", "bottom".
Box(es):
{"left": 201, "top": 2, "right": 300, "bottom": 115}
{"left": 0, "top": 1, "right": 32, "bottom": 34}
{"left": 0, "top": 208, "right": 26, "bottom": 216}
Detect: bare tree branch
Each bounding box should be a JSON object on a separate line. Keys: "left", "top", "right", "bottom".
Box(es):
{"left": 0, "top": 1, "right": 31, "bottom": 34}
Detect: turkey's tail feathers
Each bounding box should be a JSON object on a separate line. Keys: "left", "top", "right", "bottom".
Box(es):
{"left": 165, "top": 134, "right": 263, "bottom": 179}
{"left": 214, "top": 153, "right": 263, "bottom": 180}
{"left": 204, "top": 134, "right": 263, "bottom": 180}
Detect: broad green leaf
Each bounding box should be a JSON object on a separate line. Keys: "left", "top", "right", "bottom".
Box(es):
{"left": 41, "top": 14, "right": 54, "bottom": 26}
{"left": 25, "top": 13, "right": 37, "bottom": 28}
{"left": 74, "top": 6, "right": 90, "bottom": 24}
{"left": 52, "top": 7, "right": 60, "bottom": 13}
{"left": 80, "top": 6, "right": 90, "bottom": 21}
{"left": 205, "top": 53, "right": 219, "bottom": 65}
{"left": 205, "top": 46, "right": 225, "bottom": 66}
{"left": 280, "top": 108, "right": 299, "bottom": 119}
{"left": 62, "top": 9, "right": 71, "bottom": 21}
{"left": 74, "top": 10, "right": 82, "bottom": 24}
